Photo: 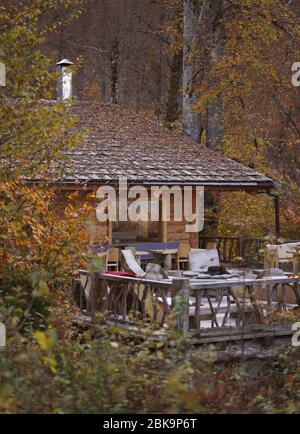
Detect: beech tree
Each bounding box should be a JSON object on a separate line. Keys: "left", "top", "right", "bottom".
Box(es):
{"left": 182, "top": 0, "right": 202, "bottom": 141}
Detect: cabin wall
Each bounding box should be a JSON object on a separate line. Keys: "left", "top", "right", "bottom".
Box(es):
{"left": 166, "top": 190, "right": 199, "bottom": 247}
{"left": 166, "top": 221, "right": 196, "bottom": 246}
{"left": 53, "top": 187, "right": 200, "bottom": 248}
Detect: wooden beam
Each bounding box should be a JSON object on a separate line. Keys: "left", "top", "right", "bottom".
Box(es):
{"left": 162, "top": 221, "right": 168, "bottom": 243}
{"left": 274, "top": 194, "right": 280, "bottom": 240}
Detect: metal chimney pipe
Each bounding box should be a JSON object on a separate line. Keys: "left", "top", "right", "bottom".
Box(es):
{"left": 56, "top": 59, "right": 74, "bottom": 103}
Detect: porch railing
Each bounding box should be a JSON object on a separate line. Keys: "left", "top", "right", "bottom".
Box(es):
{"left": 71, "top": 273, "right": 300, "bottom": 338}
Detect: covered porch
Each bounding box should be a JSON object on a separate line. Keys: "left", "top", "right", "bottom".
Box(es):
{"left": 94, "top": 182, "right": 282, "bottom": 272}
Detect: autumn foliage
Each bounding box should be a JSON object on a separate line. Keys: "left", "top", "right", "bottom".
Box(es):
{"left": 0, "top": 0, "right": 300, "bottom": 415}
{"left": 0, "top": 1, "right": 89, "bottom": 334}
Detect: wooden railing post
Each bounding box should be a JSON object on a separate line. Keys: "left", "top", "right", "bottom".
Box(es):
{"left": 171, "top": 278, "right": 190, "bottom": 333}
{"left": 90, "top": 272, "right": 97, "bottom": 323}
{"left": 293, "top": 281, "right": 300, "bottom": 306}
{"left": 90, "top": 273, "right": 110, "bottom": 322}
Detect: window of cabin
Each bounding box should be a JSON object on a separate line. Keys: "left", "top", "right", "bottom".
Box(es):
{"left": 112, "top": 199, "right": 161, "bottom": 243}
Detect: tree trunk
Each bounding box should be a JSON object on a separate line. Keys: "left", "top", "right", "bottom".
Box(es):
{"left": 204, "top": 1, "right": 227, "bottom": 237}
{"left": 206, "top": 95, "right": 224, "bottom": 149}
{"left": 206, "top": 0, "right": 226, "bottom": 149}
{"left": 111, "top": 35, "right": 119, "bottom": 104}
{"left": 183, "top": 0, "right": 201, "bottom": 142}
{"left": 155, "top": 12, "right": 166, "bottom": 122}
{"left": 155, "top": 41, "right": 163, "bottom": 121}
{"left": 165, "top": 49, "right": 183, "bottom": 125}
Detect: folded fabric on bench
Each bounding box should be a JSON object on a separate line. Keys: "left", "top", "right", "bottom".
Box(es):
{"left": 105, "top": 271, "right": 136, "bottom": 277}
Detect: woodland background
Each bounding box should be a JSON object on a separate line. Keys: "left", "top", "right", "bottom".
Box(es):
{"left": 39, "top": 0, "right": 300, "bottom": 239}
{"left": 0, "top": 0, "right": 300, "bottom": 414}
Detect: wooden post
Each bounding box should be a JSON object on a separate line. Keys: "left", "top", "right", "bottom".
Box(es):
{"left": 161, "top": 220, "right": 168, "bottom": 243}
{"left": 293, "top": 282, "right": 300, "bottom": 306}
{"left": 194, "top": 292, "right": 201, "bottom": 329}
{"left": 274, "top": 195, "right": 280, "bottom": 241}
{"left": 293, "top": 253, "right": 300, "bottom": 275}
{"left": 97, "top": 276, "right": 109, "bottom": 312}
{"left": 90, "top": 273, "right": 108, "bottom": 323}
{"left": 266, "top": 191, "right": 281, "bottom": 241}
{"left": 90, "top": 272, "right": 101, "bottom": 323}
{"left": 280, "top": 284, "right": 287, "bottom": 311}
{"left": 171, "top": 278, "right": 190, "bottom": 333}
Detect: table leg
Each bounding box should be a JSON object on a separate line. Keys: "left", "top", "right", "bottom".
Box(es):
{"left": 247, "top": 284, "right": 266, "bottom": 324}
{"left": 267, "top": 283, "right": 273, "bottom": 307}
{"left": 164, "top": 254, "right": 172, "bottom": 270}
{"left": 281, "top": 284, "right": 287, "bottom": 311}
{"left": 194, "top": 292, "right": 201, "bottom": 329}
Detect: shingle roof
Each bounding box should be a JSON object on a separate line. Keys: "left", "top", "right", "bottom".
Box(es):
{"left": 60, "top": 102, "right": 274, "bottom": 189}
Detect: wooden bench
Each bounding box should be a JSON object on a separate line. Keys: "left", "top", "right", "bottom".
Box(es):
{"left": 265, "top": 242, "right": 300, "bottom": 270}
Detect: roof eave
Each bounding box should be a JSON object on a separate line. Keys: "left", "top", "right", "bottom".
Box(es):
{"left": 40, "top": 178, "right": 276, "bottom": 190}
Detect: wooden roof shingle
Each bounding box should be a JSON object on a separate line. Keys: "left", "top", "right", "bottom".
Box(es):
{"left": 60, "top": 102, "right": 274, "bottom": 189}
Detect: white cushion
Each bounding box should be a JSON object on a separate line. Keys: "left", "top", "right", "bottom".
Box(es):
{"left": 188, "top": 249, "right": 220, "bottom": 272}
{"left": 267, "top": 242, "right": 300, "bottom": 261}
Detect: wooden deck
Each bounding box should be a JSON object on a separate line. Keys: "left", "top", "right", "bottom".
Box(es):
{"left": 71, "top": 272, "right": 300, "bottom": 344}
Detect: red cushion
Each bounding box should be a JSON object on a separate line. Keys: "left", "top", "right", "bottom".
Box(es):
{"left": 104, "top": 271, "right": 136, "bottom": 277}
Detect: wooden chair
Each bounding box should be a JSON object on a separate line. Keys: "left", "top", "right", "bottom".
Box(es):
{"left": 125, "top": 246, "right": 136, "bottom": 255}
{"left": 126, "top": 246, "right": 147, "bottom": 267}
{"left": 264, "top": 243, "right": 300, "bottom": 270}
{"left": 176, "top": 243, "right": 191, "bottom": 270}
{"left": 189, "top": 249, "right": 220, "bottom": 272}
{"left": 121, "top": 250, "right": 146, "bottom": 277}
{"left": 264, "top": 245, "right": 279, "bottom": 269}
{"left": 106, "top": 248, "right": 120, "bottom": 271}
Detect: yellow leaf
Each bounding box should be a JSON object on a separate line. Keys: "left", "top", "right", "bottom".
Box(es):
{"left": 34, "top": 330, "right": 57, "bottom": 352}
{"left": 38, "top": 280, "right": 49, "bottom": 297}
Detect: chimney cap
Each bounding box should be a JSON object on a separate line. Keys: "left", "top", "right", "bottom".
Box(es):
{"left": 56, "top": 59, "right": 74, "bottom": 67}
